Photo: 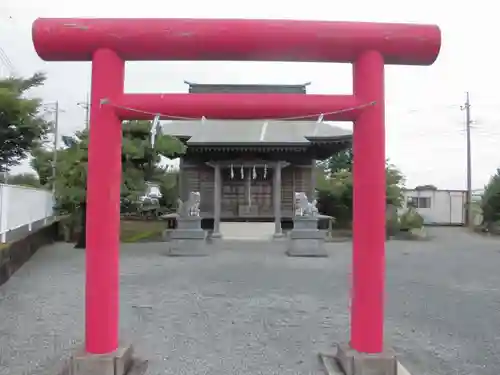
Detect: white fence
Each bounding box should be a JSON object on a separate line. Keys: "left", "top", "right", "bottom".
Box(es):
{"left": 0, "top": 184, "right": 55, "bottom": 243}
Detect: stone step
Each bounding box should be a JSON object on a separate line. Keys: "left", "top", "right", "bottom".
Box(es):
{"left": 220, "top": 222, "right": 275, "bottom": 240}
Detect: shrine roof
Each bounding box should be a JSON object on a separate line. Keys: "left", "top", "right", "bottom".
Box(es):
{"left": 160, "top": 120, "right": 352, "bottom": 145}
{"left": 186, "top": 82, "right": 310, "bottom": 94}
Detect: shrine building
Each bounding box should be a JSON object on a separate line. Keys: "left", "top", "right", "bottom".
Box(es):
{"left": 162, "top": 82, "right": 352, "bottom": 237}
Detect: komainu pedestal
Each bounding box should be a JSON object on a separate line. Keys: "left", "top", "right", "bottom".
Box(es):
{"left": 286, "top": 192, "right": 327, "bottom": 257}
{"left": 167, "top": 216, "right": 207, "bottom": 256}
{"left": 167, "top": 192, "right": 208, "bottom": 256}
{"left": 286, "top": 216, "right": 327, "bottom": 257}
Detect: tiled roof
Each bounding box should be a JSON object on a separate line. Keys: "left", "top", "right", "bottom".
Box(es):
{"left": 160, "top": 119, "right": 352, "bottom": 145}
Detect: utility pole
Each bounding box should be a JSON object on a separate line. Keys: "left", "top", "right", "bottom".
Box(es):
{"left": 78, "top": 93, "right": 90, "bottom": 130}
{"left": 42, "top": 101, "right": 61, "bottom": 193}
{"left": 52, "top": 101, "right": 60, "bottom": 194}
{"left": 461, "top": 92, "right": 473, "bottom": 227}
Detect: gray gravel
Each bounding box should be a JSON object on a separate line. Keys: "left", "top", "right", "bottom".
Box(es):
{"left": 0, "top": 228, "right": 499, "bottom": 375}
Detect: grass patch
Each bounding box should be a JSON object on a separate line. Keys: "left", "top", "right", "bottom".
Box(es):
{"left": 120, "top": 220, "right": 165, "bottom": 243}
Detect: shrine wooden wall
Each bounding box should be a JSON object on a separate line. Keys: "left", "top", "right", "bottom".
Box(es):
{"left": 180, "top": 162, "right": 314, "bottom": 219}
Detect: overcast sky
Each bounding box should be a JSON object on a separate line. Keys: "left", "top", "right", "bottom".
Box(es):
{"left": 0, "top": 0, "right": 497, "bottom": 190}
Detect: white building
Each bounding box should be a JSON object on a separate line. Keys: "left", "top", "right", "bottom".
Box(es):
{"left": 400, "top": 188, "right": 466, "bottom": 226}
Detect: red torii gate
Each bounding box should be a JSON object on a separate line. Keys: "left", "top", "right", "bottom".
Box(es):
{"left": 32, "top": 18, "right": 440, "bottom": 373}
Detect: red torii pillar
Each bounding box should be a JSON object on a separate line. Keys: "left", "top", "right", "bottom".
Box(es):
{"left": 32, "top": 18, "right": 440, "bottom": 374}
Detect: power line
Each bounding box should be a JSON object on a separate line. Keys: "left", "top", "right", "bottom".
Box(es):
{"left": 0, "top": 46, "right": 15, "bottom": 77}
{"left": 104, "top": 100, "right": 376, "bottom": 121}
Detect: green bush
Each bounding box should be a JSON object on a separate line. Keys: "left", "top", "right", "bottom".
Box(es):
{"left": 317, "top": 189, "right": 352, "bottom": 228}
{"left": 399, "top": 207, "right": 424, "bottom": 231}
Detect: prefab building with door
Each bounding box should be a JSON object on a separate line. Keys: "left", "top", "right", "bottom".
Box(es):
{"left": 400, "top": 188, "right": 466, "bottom": 226}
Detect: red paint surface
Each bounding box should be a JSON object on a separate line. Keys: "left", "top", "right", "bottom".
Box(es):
{"left": 32, "top": 18, "right": 440, "bottom": 65}
{"left": 351, "top": 50, "right": 386, "bottom": 353}
{"left": 114, "top": 94, "right": 361, "bottom": 121}
{"left": 85, "top": 49, "right": 124, "bottom": 354}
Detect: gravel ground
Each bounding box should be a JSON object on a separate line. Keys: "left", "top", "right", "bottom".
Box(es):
{"left": 0, "top": 228, "right": 499, "bottom": 375}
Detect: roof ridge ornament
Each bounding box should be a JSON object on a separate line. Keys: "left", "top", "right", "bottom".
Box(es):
{"left": 259, "top": 121, "right": 269, "bottom": 142}
{"left": 150, "top": 114, "right": 161, "bottom": 148}
{"left": 313, "top": 113, "right": 324, "bottom": 137}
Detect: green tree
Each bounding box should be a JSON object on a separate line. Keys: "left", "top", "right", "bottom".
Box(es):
{"left": 31, "top": 146, "right": 54, "bottom": 187}
{"left": 385, "top": 161, "right": 405, "bottom": 207}
{"left": 2, "top": 172, "right": 41, "bottom": 188}
{"left": 121, "top": 120, "right": 185, "bottom": 198}
{"left": 481, "top": 168, "right": 500, "bottom": 226}
{"left": 0, "top": 72, "right": 50, "bottom": 172}
{"left": 316, "top": 149, "right": 405, "bottom": 227}
{"left": 32, "top": 121, "right": 185, "bottom": 207}
{"left": 325, "top": 147, "right": 354, "bottom": 174}
{"left": 156, "top": 167, "right": 179, "bottom": 210}
{"left": 31, "top": 120, "right": 185, "bottom": 246}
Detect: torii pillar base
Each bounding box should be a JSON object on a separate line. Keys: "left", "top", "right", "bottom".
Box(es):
{"left": 319, "top": 344, "right": 399, "bottom": 375}
{"left": 58, "top": 345, "right": 148, "bottom": 375}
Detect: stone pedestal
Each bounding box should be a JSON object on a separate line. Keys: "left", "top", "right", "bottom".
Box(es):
{"left": 58, "top": 344, "right": 147, "bottom": 375}
{"left": 319, "top": 344, "right": 398, "bottom": 375}
{"left": 286, "top": 216, "right": 328, "bottom": 257}
{"left": 167, "top": 216, "right": 207, "bottom": 256}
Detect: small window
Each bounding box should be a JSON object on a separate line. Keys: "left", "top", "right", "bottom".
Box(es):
{"left": 418, "top": 197, "right": 431, "bottom": 208}
{"left": 407, "top": 196, "right": 431, "bottom": 209}
{"left": 407, "top": 197, "right": 417, "bottom": 207}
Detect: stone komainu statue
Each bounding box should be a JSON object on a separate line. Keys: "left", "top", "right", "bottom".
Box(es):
{"left": 295, "top": 192, "right": 307, "bottom": 216}
{"left": 309, "top": 199, "right": 318, "bottom": 216}
{"left": 294, "top": 191, "right": 318, "bottom": 217}
{"left": 188, "top": 191, "right": 201, "bottom": 216}
{"left": 177, "top": 191, "right": 201, "bottom": 217}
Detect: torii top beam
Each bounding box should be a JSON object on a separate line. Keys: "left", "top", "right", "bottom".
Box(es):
{"left": 32, "top": 18, "right": 441, "bottom": 65}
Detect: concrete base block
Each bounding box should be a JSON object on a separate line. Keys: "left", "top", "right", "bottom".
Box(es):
{"left": 170, "top": 229, "right": 206, "bottom": 240}
{"left": 289, "top": 229, "right": 325, "bottom": 239}
{"left": 286, "top": 216, "right": 327, "bottom": 257}
{"left": 286, "top": 238, "right": 328, "bottom": 257}
{"left": 59, "top": 344, "right": 147, "bottom": 375}
{"left": 319, "top": 344, "right": 399, "bottom": 375}
{"left": 167, "top": 217, "right": 207, "bottom": 256}
{"left": 162, "top": 229, "right": 174, "bottom": 242}
{"left": 176, "top": 216, "right": 202, "bottom": 230}
{"left": 293, "top": 215, "right": 319, "bottom": 230}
